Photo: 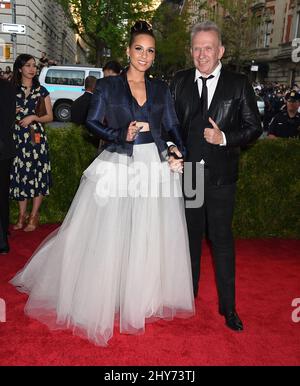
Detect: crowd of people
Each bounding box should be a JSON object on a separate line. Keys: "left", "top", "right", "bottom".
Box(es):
{"left": 0, "top": 19, "right": 298, "bottom": 347}
{"left": 0, "top": 51, "right": 58, "bottom": 81}
{"left": 0, "top": 66, "right": 13, "bottom": 81}
{"left": 253, "top": 81, "right": 300, "bottom": 137}
{"left": 37, "top": 51, "right": 58, "bottom": 72}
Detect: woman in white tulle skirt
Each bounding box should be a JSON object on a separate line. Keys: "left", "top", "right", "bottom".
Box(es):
{"left": 10, "top": 21, "right": 195, "bottom": 346}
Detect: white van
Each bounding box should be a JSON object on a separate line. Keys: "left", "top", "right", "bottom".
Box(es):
{"left": 39, "top": 65, "right": 103, "bottom": 122}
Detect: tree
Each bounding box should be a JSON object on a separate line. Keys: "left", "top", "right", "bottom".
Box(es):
{"left": 213, "top": 0, "right": 258, "bottom": 72}
{"left": 153, "top": 1, "right": 190, "bottom": 78}
{"left": 55, "top": 0, "right": 156, "bottom": 66}
{"left": 153, "top": 0, "right": 207, "bottom": 78}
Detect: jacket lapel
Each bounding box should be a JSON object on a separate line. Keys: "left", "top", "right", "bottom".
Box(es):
{"left": 184, "top": 70, "right": 196, "bottom": 123}
{"left": 120, "top": 71, "right": 154, "bottom": 123}
{"left": 207, "top": 68, "right": 225, "bottom": 118}
{"left": 120, "top": 71, "right": 135, "bottom": 121}
{"left": 176, "top": 69, "right": 195, "bottom": 139}
{"left": 145, "top": 76, "right": 153, "bottom": 123}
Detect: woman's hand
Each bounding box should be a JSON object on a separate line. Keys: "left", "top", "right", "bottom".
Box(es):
{"left": 19, "top": 115, "right": 37, "bottom": 128}
{"left": 126, "top": 121, "right": 142, "bottom": 142}
{"left": 168, "top": 157, "right": 184, "bottom": 173}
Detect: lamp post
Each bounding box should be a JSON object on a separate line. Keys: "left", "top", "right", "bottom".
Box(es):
{"left": 11, "top": 0, "right": 17, "bottom": 61}
{"left": 251, "top": 60, "right": 258, "bottom": 82}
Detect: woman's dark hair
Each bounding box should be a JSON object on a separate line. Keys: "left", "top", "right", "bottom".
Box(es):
{"left": 129, "top": 20, "right": 155, "bottom": 46}
{"left": 11, "top": 54, "right": 40, "bottom": 87}
{"left": 103, "top": 60, "right": 122, "bottom": 75}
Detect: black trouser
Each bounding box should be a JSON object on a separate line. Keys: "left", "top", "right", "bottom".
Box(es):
{"left": 185, "top": 168, "right": 236, "bottom": 314}
{"left": 0, "top": 158, "right": 12, "bottom": 248}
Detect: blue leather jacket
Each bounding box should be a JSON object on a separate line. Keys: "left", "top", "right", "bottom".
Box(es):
{"left": 86, "top": 71, "right": 185, "bottom": 161}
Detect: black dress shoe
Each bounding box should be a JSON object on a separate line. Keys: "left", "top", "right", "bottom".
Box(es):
{"left": 224, "top": 311, "right": 243, "bottom": 331}
{"left": 0, "top": 244, "right": 10, "bottom": 254}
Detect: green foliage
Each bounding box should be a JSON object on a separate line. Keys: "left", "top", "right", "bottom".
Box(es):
{"left": 153, "top": 2, "right": 190, "bottom": 78}
{"left": 56, "top": 0, "right": 156, "bottom": 65}
{"left": 10, "top": 130, "right": 300, "bottom": 238}
{"left": 234, "top": 139, "right": 300, "bottom": 238}
{"left": 214, "top": 0, "right": 258, "bottom": 71}
{"left": 153, "top": 0, "right": 208, "bottom": 78}
{"left": 10, "top": 125, "right": 97, "bottom": 224}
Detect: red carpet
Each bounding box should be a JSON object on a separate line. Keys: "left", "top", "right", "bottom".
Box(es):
{"left": 0, "top": 225, "right": 300, "bottom": 366}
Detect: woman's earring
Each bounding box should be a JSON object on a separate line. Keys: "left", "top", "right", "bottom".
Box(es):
{"left": 127, "top": 56, "right": 131, "bottom": 63}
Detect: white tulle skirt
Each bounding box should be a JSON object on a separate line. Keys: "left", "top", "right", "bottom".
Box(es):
{"left": 10, "top": 143, "right": 195, "bottom": 346}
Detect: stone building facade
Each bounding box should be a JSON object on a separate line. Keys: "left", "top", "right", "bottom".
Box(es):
{"left": 163, "top": 0, "right": 300, "bottom": 85}
{"left": 251, "top": 0, "right": 300, "bottom": 85}
{"left": 0, "top": 0, "right": 78, "bottom": 67}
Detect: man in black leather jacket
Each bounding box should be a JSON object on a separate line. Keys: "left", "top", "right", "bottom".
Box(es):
{"left": 0, "top": 79, "right": 16, "bottom": 254}
{"left": 169, "top": 21, "right": 262, "bottom": 331}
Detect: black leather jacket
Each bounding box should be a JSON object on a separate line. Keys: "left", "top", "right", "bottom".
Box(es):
{"left": 170, "top": 67, "right": 262, "bottom": 184}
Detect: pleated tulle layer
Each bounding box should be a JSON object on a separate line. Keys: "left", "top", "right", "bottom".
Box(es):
{"left": 10, "top": 144, "right": 195, "bottom": 346}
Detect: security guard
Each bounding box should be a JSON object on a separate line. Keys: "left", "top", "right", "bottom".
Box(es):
{"left": 268, "top": 91, "right": 300, "bottom": 139}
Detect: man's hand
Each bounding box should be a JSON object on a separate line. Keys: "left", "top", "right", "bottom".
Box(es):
{"left": 204, "top": 117, "right": 224, "bottom": 145}
{"left": 167, "top": 146, "right": 183, "bottom": 174}
{"left": 168, "top": 145, "right": 182, "bottom": 159}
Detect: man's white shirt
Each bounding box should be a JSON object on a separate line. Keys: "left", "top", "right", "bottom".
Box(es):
{"left": 195, "top": 62, "right": 226, "bottom": 146}
{"left": 168, "top": 61, "right": 227, "bottom": 154}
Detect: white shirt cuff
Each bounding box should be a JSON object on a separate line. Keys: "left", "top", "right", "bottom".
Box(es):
{"left": 220, "top": 131, "right": 227, "bottom": 146}
{"left": 167, "top": 142, "right": 175, "bottom": 148}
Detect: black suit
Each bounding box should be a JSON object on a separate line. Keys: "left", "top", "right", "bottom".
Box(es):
{"left": 171, "top": 67, "right": 262, "bottom": 313}
{"left": 71, "top": 91, "right": 93, "bottom": 125}
{"left": 0, "top": 79, "right": 16, "bottom": 249}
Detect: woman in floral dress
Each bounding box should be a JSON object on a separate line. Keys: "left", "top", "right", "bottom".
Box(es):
{"left": 10, "top": 54, "right": 53, "bottom": 231}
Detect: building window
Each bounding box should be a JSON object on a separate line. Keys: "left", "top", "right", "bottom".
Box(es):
{"left": 89, "top": 71, "right": 102, "bottom": 79}
{"left": 0, "top": 44, "right": 12, "bottom": 60}
{"left": 264, "top": 20, "right": 272, "bottom": 47}
{"left": 255, "top": 17, "right": 262, "bottom": 48}
{"left": 45, "top": 69, "right": 85, "bottom": 86}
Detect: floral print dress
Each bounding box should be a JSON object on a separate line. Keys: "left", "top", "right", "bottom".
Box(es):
{"left": 10, "top": 84, "right": 51, "bottom": 201}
